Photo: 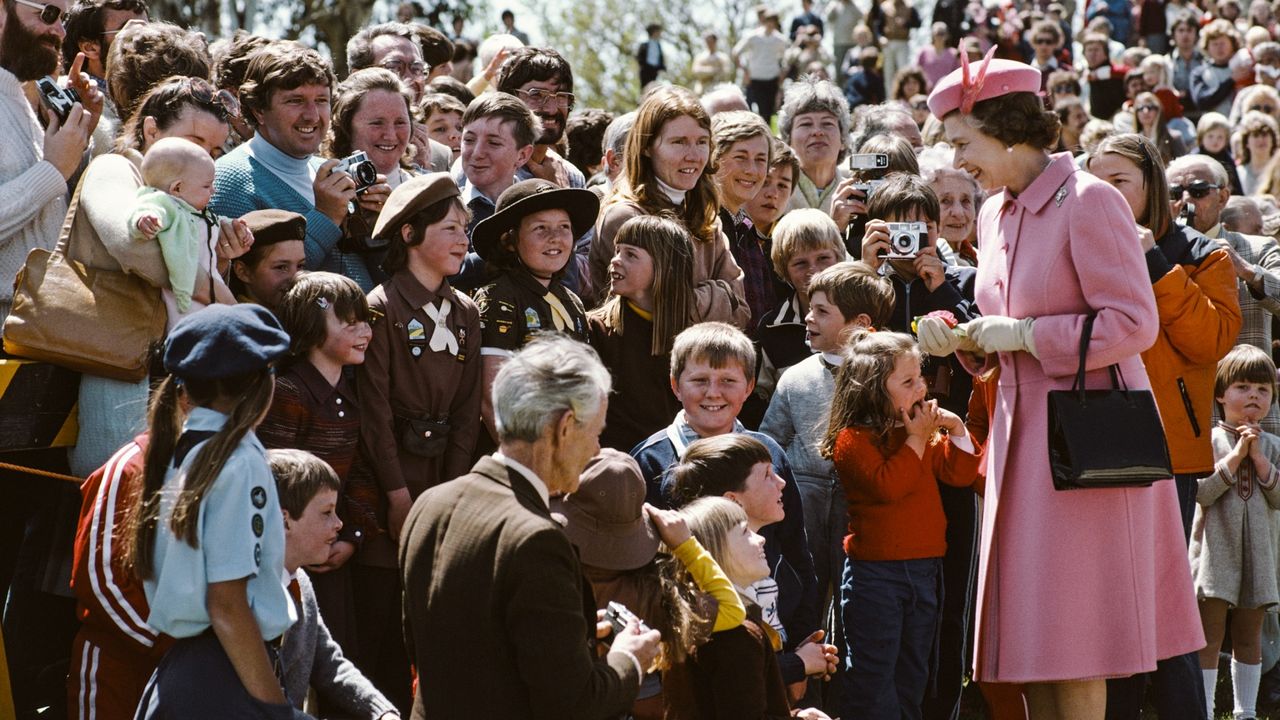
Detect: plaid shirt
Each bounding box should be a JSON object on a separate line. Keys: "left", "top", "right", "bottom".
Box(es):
{"left": 1212, "top": 224, "right": 1280, "bottom": 434}
{"left": 722, "top": 208, "right": 778, "bottom": 335}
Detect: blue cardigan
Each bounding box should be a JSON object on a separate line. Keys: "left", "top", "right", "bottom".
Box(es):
{"left": 211, "top": 144, "right": 375, "bottom": 291}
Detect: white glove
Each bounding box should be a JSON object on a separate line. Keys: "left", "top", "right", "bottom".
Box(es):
{"left": 964, "top": 316, "right": 1038, "bottom": 357}
{"left": 916, "top": 316, "right": 962, "bottom": 356}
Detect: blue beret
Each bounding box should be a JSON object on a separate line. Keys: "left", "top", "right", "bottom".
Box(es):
{"left": 163, "top": 304, "right": 291, "bottom": 380}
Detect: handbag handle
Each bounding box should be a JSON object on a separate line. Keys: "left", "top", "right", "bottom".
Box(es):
{"left": 1071, "top": 314, "right": 1128, "bottom": 401}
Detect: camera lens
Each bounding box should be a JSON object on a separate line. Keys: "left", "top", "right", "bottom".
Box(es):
{"left": 893, "top": 232, "right": 913, "bottom": 252}
{"left": 355, "top": 162, "right": 378, "bottom": 187}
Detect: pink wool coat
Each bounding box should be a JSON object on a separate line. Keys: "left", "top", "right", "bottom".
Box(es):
{"left": 971, "top": 153, "right": 1204, "bottom": 683}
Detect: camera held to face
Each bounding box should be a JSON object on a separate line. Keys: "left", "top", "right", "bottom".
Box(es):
{"left": 334, "top": 150, "right": 379, "bottom": 193}
{"left": 886, "top": 221, "right": 928, "bottom": 258}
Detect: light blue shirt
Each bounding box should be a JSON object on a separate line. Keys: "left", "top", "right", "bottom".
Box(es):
{"left": 144, "top": 407, "right": 295, "bottom": 640}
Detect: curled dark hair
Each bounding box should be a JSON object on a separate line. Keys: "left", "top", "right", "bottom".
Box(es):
{"left": 278, "top": 271, "right": 371, "bottom": 359}
{"left": 566, "top": 108, "right": 615, "bottom": 178}
{"left": 211, "top": 30, "right": 272, "bottom": 91}
{"left": 105, "top": 21, "right": 211, "bottom": 122}
{"left": 381, "top": 196, "right": 470, "bottom": 273}
{"left": 962, "top": 91, "right": 1060, "bottom": 150}
{"left": 115, "top": 75, "right": 230, "bottom": 153}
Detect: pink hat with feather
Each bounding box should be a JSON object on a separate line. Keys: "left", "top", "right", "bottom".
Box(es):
{"left": 927, "top": 47, "right": 1043, "bottom": 118}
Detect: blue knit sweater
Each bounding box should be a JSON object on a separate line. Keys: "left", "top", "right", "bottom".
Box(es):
{"left": 211, "top": 140, "right": 374, "bottom": 291}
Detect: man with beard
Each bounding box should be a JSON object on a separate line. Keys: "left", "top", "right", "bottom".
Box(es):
{"left": 0, "top": 0, "right": 101, "bottom": 327}
{"left": 494, "top": 47, "right": 586, "bottom": 190}
{"left": 494, "top": 47, "right": 589, "bottom": 293}
{"left": 346, "top": 21, "right": 452, "bottom": 173}
{"left": 0, "top": 0, "right": 102, "bottom": 714}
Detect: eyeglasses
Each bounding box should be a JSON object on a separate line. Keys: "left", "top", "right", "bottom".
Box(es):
{"left": 1136, "top": 104, "right": 1161, "bottom": 112}
{"left": 1033, "top": 37, "right": 1057, "bottom": 45}
{"left": 1248, "top": 104, "right": 1276, "bottom": 114}
{"left": 381, "top": 59, "right": 426, "bottom": 78}
{"left": 100, "top": 17, "right": 147, "bottom": 39}
{"left": 1052, "top": 83, "right": 1076, "bottom": 93}
{"left": 14, "top": 0, "right": 66, "bottom": 25}
{"left": 1169, "top": 181, "right": 1221, "bottom": 199}
{"left": 515, "top": 87, "right": 576, "bottom": 111}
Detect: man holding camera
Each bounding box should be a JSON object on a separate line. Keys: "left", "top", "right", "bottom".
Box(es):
{"left": 399, "top": 335, "right": 661, "bottom": 719}
{"left": 211, "top": 42, "right": 392, "bottom": 292}
{"left": 1168, "top": 155, "right": 1280, "bottom": 432}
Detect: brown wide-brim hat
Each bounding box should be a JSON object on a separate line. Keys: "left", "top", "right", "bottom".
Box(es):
{"left": 470, "top": 179, "right": 599, "bottom": 265}
{"left": 551, "top": 448, "right": 660, "bottom": 571}
{"left": 370, "top": 172, "right": 461, "bottom": 241}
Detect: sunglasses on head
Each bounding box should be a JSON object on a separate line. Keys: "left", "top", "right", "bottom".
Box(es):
{"left": 1136, "top": 104, "right": 1160, "bottom": 112}
{"left": 14, "top": 0, "right": 65, "bottom": 25}
{"left": 1169, "top": 180, "right": 1221, "bottom": 199}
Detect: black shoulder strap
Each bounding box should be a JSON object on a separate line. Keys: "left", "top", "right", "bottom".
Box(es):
{"left": 173, "top": 429, "right": 218, "bottom": 468}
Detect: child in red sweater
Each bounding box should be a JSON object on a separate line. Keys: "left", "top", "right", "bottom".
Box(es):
{"left": 820, "top": 329, "right": 978, "bottom": 720}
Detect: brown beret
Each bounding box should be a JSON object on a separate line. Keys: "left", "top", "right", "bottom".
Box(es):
{"left": 238, "top": 209, "right": 306, "bottom": 247}
{"left": 370, "top": 171, "right": 461, "bottom": 240}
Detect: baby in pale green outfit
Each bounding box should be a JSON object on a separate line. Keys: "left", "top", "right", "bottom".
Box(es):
{"left": 130, "top": 137, "right": 236, "bottom": 328}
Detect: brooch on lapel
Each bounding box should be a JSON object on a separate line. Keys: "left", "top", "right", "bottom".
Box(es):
{"left": 1053, "top": 185, "right": 1068, "bottom": 208}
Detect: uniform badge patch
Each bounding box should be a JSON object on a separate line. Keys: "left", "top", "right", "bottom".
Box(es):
{"left": 251, "top": 486, "right": 267, "bottom": 509}
{"left": 407, "top": 318, "right": 426, "bottom": 358}
{"left": 525, "top": 308, "right": 541, "bottom": 329}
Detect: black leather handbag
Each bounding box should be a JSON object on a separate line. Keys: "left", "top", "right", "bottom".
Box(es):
{"left": 1047, "top": 315, "right": 1173, "bottom": 491}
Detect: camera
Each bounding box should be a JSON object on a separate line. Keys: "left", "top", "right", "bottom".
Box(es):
{"left": 848, "top": 153, "right": 890, "bottom": 171}
{"left": 36, "top": 76, "right": 79, "bottom": 126}
{"left": 333, "top": 151, "right": 379, "bottom": 193}
{"left": 1177, "top": 203, "right": 1196, "bottom": 227}
{"left": 886, "top": 221, "right": 928, "bottom": 258}
{"left": 603, "top": 601, "right": 650, "bottom": 644}
{"left": 851, "top": 179, "right": 886, "bottom": 197}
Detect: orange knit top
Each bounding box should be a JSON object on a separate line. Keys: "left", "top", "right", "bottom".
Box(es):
{"left": 833, "top": 425, "right": 979, "bottom": 561}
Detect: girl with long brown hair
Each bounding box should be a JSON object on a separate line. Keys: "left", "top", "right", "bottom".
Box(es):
{"left": 586, "top": 85, "right": 749, "bottom": 326}
{"left": 127, "top": 304, "right": 300, "bottom": 718}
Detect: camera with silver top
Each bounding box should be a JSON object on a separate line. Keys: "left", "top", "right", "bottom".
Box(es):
{"left": 851, "top": 179, "right": 886, "bottom": 197}
{"left": 886, "top": 221, "right": 928, "bottom": 258}
{"left": 334, "top": 150, "right": 379, "bottom": 193}
{"left": 603, "top": 601, "right": 650, "bottom": 644}
{"left": 848, "top": 152, "right": 890, "bottom": 171}
{"left": 36, "top": 76, "right": 79, "bottom": 126}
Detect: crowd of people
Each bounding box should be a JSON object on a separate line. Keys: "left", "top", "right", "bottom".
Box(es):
{"left": 7, "top": 0, "right": 1280, "bottom": 718}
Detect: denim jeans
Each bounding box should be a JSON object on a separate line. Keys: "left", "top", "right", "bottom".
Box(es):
{"left": 839, "top": 556, "right": 942, "bottom": 720}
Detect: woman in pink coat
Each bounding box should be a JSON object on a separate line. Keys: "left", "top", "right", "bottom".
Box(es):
{"left": 918, "top": 51, "right": 1204, "bottom": 719}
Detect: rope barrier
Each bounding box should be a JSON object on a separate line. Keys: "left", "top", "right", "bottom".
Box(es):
{"left": 0, "top": 460, "right": 82, "bottom": 485}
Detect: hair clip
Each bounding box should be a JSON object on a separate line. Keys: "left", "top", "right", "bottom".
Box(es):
{"left": 316, "top": 297, "right": 331, "bottom": 310}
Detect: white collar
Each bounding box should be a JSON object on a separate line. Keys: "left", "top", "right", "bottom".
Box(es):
{"left": 821, "top": 351, "right": 845, "bottom": 366}
{"left": 494, "top": 452, "right": 550, "bottom": 508}
{"left": 654, "top": 177, "right": 687, "bottom": 205}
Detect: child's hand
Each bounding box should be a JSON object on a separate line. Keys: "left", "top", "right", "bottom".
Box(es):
{"left": 136, "top": 214, "right": 161, "bottom": 239}
{"left": 903, "top": 399, "right": 941, "bottom": 441}
{"left": 937, "top": 407, "right": 966, "bottom": 437}
{"left": 644, "top": 503, "right": 692, "bottom": 548}
{"left": 1246, "top": 423, "right": 1273, "bottom": 475}
{"left": 861, "top": 219, "right": 891, "bottom": 271}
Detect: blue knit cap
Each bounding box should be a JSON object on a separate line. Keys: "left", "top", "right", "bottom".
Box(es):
{"left": 163, "top": 304, "right": 290, "bottom": 380}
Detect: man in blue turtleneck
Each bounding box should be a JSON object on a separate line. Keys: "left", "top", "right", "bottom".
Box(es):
{"left": 210, "top": 42, "right": 374, "bottom": 289}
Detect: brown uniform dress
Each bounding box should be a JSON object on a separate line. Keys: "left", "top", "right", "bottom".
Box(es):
{"left": 357, "top": 268, "right": 483, "bottom": 567}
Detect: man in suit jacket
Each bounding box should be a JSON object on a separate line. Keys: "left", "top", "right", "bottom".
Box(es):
{"left": 399, "top": 335, "right": 661, "bottom": 719}
{"left": 636, "top": 24, "right": 666, "bottom": 90}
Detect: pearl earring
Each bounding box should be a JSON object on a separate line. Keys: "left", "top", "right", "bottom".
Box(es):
{"left": 1006, "top": 146, "right": 1014, "bottom": 154}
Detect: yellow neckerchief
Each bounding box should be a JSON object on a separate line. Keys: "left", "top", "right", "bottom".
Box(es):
{"left": 625, "top": 300, "right": 653, "bottom": 322}
{"left": 542, "top": 290, "right": 573, "bottom": 331}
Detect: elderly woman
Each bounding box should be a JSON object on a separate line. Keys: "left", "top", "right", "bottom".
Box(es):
{"left": 917, "top": 56, "right": 1204, "bottom": 719}
{"left": 322, "top": 68, "right": 410, "bottom": 290}
{"left": 918, "top": 145, "right": 981, "bottom": 266}
{"left": 779, "top": 77, "right": 852, "bottom": 220}
{"left": 587, "top": 85, "right": 749, "bottom": 326}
